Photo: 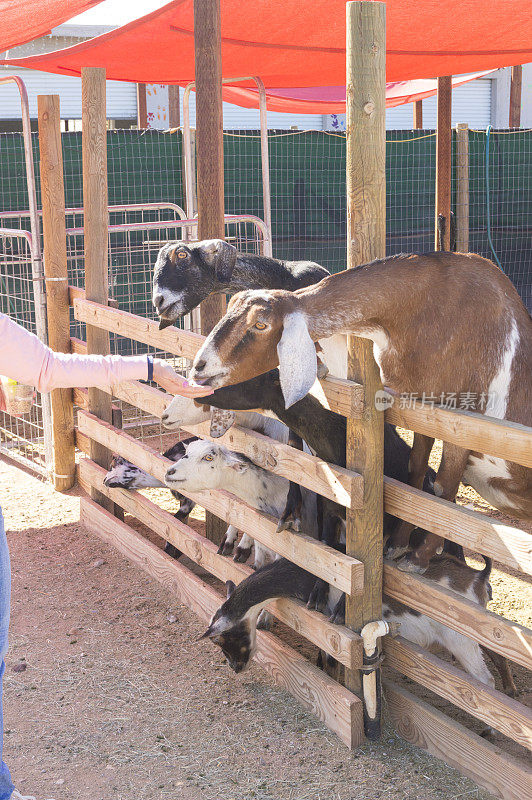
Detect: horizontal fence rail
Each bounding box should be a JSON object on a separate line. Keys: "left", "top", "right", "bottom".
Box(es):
{"left": 77, "top": 410, "right": 364, "bottom": 596}
{"left": 80, "top": 496, "right": 363, "bottom": 749}
{"left": 79, "top": 457, "right": 363, "bottom": 670}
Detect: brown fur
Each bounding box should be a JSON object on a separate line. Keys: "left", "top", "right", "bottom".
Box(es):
{"left": 193, "top": 252, "right": 532, "bottom": 569}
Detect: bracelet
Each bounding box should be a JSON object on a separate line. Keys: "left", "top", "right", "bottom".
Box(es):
{"left": 147, "top": 355, "right": 154, "bottom": 382}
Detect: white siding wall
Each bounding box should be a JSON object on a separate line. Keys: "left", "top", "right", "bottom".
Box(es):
{"left": 181, "top": 89, "right": 323, "bottom": 130}
{"left": 0, "top": 66, "right": 137, "bottom": 120}
{"left": 386, "top": 79, "right": 493, "bottom": 129}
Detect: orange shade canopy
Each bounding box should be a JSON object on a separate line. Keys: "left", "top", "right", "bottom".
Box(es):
{"left": 0, "top": 0, "right": 103, "bottom": 53}
{"left": 3, "top": 0, "right": 531, "bottom": 88}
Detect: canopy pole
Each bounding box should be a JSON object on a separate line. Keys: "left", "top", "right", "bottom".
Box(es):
{"left": 345, "top": 0, "right": 386, "bottom": 743}
{"left": 193, "top": 0, "right": 227, "bottom": 545}
{"left": 255, "top": 76, "right": 273, "bottom": 256}
{"left": 509, "top": 65, "right": 522, "bottom": 128}
{"left": 435, "top": 76, "right": 452, "bottom": 251}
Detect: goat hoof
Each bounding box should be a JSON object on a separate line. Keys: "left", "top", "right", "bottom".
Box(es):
{"left": 396, "top": 553, "right": 428, "bottom": 574}
{"left": 257, "top": 610, "right": 272, "bottom": 631}
{"left": 276, "top": 517, "right": 301, "bottom": 533}
{"left": 316, "top": 359, "right": 329, "bottom": 379}
{"left": 234, "top": 546, "right": 252, "bottom": 563}
{"left": 307, "top": 579, "right": 328, "bottom": 613}
{"left": 384, "top": 540, "right": 410, "bottom": 560}
{"left": 217, "top": 540, "right": 235, "bottom": 556}
{"left": 174, "top": 510, "right": 189, "bottom": 522}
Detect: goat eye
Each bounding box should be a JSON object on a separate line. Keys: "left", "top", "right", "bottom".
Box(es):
{"left": 254, "top": 322, "right": 267, "bottom": 330}
{"left": 203, "top": 454, "right": 214, "bottom": 461}
{"left": 177, "top": 250, "right": 188, "bottom": 259}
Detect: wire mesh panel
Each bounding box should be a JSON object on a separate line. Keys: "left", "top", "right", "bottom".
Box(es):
{"left": 66, "top": 213, "right": 267, "bottom": 442}
{"left": 0, "top": 230, "right": 48, "bottom": 474}
{"left": 462, "top": 128, "right": 532, "bottom": 311}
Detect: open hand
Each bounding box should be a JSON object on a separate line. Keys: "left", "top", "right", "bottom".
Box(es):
{"left": 153, "top": 360, "right": 214, "bottom": 398}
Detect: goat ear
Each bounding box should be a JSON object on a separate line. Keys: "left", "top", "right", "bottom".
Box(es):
{"left": 225, "top": 580, "right": 236, "bottom": 599}
{"left": 227, "top": 455, "right": 248, "bottom": 473}
{"left": 277, "top": 312, "right": 317, "bottom": 408}
{"left": 210, "top": 408, "right": 236, "bottom": 438}
{"left": 199, "top": 239, "right": 238, "bottom": 283}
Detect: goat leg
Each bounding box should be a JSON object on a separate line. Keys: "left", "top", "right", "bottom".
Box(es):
{"left": 329, "top": 594, "right": 346, "bottom": 625}
{"left": 385, "top": 433, "right": 434, "bottom": 560}
{"left": 217, "top": 525, "right": 239, "bottom": 557}
{"left": 277, "top": 481, "right": 303, "bottom": 532}
{"left": 308, "top": 509, "right": 340, "bottom": 613}
{"left": 234, "top": 532, "right": 254, "bottom": 563}
{"left": 164, "top": 541, "right": 182, "bottom": 560}
{"left": 480, "top": 646, "right": 519, "bottom": 697}
{"left": 277, "top": 431, "right": 304, "bottom": 532}
{"left": 398, "top": 444, "right": 471, "bottom": 573}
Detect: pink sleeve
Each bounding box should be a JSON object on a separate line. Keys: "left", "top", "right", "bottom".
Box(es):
{"left": 0, "top": 313, "right": 148, "bottom": 393}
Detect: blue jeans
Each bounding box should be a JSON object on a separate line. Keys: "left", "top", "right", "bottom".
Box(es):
{"left": 0, "top": 508, "right": 14, "bottom": 799}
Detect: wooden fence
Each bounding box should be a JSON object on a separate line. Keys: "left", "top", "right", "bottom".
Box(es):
{"left": 70, "top": 296, "right": 532, "bottom": 800}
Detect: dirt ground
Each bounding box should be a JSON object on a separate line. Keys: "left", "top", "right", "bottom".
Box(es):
{"left": 0, "top": 451, "right": 530, "bottom": 800}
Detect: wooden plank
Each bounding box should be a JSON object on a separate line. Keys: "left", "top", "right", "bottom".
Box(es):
{"left": 435, "top": 75, "right": 452, "bottom": 251}
{"left": 76, "top": 411, "right": 364, "bottom": 595}
{"left": 386, "top": 399, "right": 532, "bottom": 469}
{"left": 182, "top": 419, "right": 364, "bottom": 509}
{"left": 413, "top": 99, "right": 423, "bottom": 129}
{"left": 384, "top": 562, "right": 532, "bottom": 670}
{"left": 80, "top": 496, "right": 364, "bottom": 748}
{"left": 82, "top": 66, "right": 113, "bottom": 512}
{"left": 37, "top": 93, "right": 76, "bottom": 492}
{"left": 383, "top": 476, "right": 532, "bottom": 575}
{"left": 455, "top": 122, "right": 469, "bottom": 253}
{"left": 68, "top": 285, "right": 118, "bottom": 308}
{"left": 71, "top": 337, "right": 87, "bottom": 355}
{"left": 385, "top": 680, "right": 532, "bottom": 800}
{"left": 80, "top": 457, "right": 363, "bottom": 670}
{"left": 384, "top": 636, "right": 532, "bottom": 749}
{"left": 344, "top": 1, "right": 386, "bottom": 716}
{"left": 72, "top": 299, "right": 365, "bottom": 418}
{"left": 509, "top": 65, "right": 522, "bottom": 128}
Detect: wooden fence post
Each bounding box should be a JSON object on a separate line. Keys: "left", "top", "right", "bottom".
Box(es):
{"left": 509, "top": 65, "right": 522, "bottom": 128}
{"left": 37, "top": 94, "right": 76, "bottom": 491}
{"left": 193, "top": 0, "right": 227, "bottom": 544}
{"left": 413, "top": 99, "right": 423, "bottom": 129}
{"left": 456, "top": 123, "right": 469, "bottom": 253}
{"left": 345, "top": 1, "right": 386, "bottom": 739}
{"left": 137, "top": 83, "right": 147, "bottom": 128}
{"left": 82, "top": 67, "right": 114, "bottom": 512}
{"left": 435, "top": 76, "right": 452, "bottom": 251}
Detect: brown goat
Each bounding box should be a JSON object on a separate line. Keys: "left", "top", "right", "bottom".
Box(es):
{"left": 191, "top": 252, "right": 532, "bottom": 572}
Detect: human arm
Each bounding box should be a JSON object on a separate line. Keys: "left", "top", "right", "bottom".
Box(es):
{"left": 0, "top": 313, "right": 212, "bottom": 398}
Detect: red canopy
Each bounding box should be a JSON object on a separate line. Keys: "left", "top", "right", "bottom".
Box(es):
{"left": 3, "top": 0, "right": 531, "bottom": 86}
{"left": 0, "top": 0, "right": 103, "bottom": 53}
{"left": 220, "top": 72, "right": 494, "bottom": 114}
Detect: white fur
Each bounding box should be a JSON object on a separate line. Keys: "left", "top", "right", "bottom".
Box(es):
{"left": 277, "top": 311, "right": 317, "bottom": 408}
{"left": 152, "top": 288, "right": 186, "bottom": 319}
{"left": 190, "top": 345, "right": 228, "bottom": 388}
{"left": 463, "top": 454, "right": 520, "bottom": 510}
{"left": 486, "top": 317, "right": 519, "bottom": 420}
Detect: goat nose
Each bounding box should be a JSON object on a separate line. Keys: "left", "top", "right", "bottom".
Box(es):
{"left": 195, "top": 359, "right": 206, "bottom": 372}
{"left": 153, "top": 294, "right": 164, "bottom": 310}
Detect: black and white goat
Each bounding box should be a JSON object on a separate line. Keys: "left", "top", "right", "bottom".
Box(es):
{"left": 164, "top": 438, "right": 318, "bottom": 573}
{"left": 201, "top": 555, "right": 517, "bottom": 698}
{"left": 104, "top": 441, "right": 198, "bottom": 560}
{"left": 152, "top": 239, "right": 329, "bottom": 329}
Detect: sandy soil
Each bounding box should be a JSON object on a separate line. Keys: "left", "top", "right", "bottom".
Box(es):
{"left": 0, "top": 452, "right": 515, "bottom": 800}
